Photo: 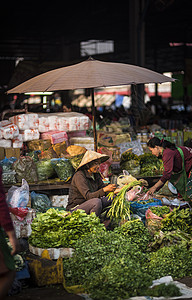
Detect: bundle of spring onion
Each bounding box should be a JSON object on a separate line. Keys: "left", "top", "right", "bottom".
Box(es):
{"left": 107, "top": 180, "right": 143, "bottom": 221}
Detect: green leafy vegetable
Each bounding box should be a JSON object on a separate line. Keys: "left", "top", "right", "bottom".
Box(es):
{"left": 139, "top": 153, "right": 164, "bottom": 176}
{"left": 29, "top": 208, "right": 105, "bottom": 248}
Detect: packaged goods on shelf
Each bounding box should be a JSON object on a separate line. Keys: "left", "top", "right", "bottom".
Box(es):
{"left": 38, "top": 116, "right": 49, "bottom": 132}
{"left": 0, "top": 120, "right": 12, "bottom": 127}
{"left": 12, "top": 134, "right": 23, "bottom": 148}
{"left": 97, "top": 131, "right": 131, "bottom": 147}
{"left": 67, "top": 130, "right": 86, "bottom": 139}
{"left": 48, "top": 115, "right": 59, "bottom": 131}
{"left": 0, "top": 123, "right": 19, "bottom": 139}
{"left": 27, "top": 139, "right": 52, "bottom": 151}
{"left": 70, "top": 136, "right": 94, "bottom": 151}
{"left": 52, "top": 141, "right": 67, "bottom": 157}
{"left": 0, "top": 139, "right": 12, "bottom": 148}
{"left": 10, "top": 113, "right": 39, "bottom": 130}
{"left": 41, "top": 131, "right": 68, "bottom": 144}
{"left": 20, "top": 129, "right": 40, "bottom": 141}
{"left": 50, "top": 195, "right": 69, "bottom": 208}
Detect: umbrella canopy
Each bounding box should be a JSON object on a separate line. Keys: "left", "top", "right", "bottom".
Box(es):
{"left": 7, "top": 57, "right": 175, "bottom": 94}
{"left": 7, "top": 57, "right": 175, "bottom": 151}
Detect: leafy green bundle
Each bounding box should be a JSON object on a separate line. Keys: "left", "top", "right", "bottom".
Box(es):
{"left": 29, "top": 208, "right": 105, "bottom": 248}
{"left": 161, "top": 207, "right": 192, "bottom": 234}
{"left": 114, "top": 219, "right": 152, "bottom": 251}
{"left": 107, "top": 180, "right": 143, "bottom": 221}
{"left": 139, "top": 153, "right": 164, "bottom": 176}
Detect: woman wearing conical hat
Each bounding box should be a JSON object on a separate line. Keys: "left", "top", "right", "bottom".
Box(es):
{"left": 66, "top": 150, "right": 120, "bottom": 219}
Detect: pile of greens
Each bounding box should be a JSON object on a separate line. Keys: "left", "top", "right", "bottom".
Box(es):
{"left": 114, "top": 218, "right": 152, "bottom": 251}
{"left": 147, "top": 241, "right": 192, "bottom": 279}
{"left": 29, "top": 208, "right": 105, "bottom": 248}
{"left": 150, "top": 206, "right": 170, "bottom": 218}
{"left": 139, "top": 153, "right": 164, "bottom": 176}
{"left": 161, "top": 207, "right": 192, "bottom": 234}
{"left": 120, "top": 152, "right": 164, "bottom": 177}
{"left": 120, "top": 152, "right": 140, "bottom": 171}
{"left": 63, "top": 229, "right": 152, "bottom": 300}
{"left": 63, "top": 215, "right": 192, "bottom": 299}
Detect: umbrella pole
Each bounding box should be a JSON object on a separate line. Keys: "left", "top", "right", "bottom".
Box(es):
{"left": 91, "top": 88, "right": 97, "bottom": 151}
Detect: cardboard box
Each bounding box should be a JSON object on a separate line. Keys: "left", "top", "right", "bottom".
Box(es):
{"left": 5, "top": 148, "right": 20, "bottom": 159}
{"left": 0, "top": 147, "right": 5, "bottom": 160}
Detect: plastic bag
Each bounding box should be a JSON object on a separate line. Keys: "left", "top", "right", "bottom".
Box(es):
{"left": 117, "top": 171, "right": 137, "bottom": 187}
{"left": 9, "top": 207, "right": 29, "bottom": 221}
{"left": 130, "top": 198, "right": 162, "bottom": 223}
{"left": 2, "top": 171, "right": 16, "bottom": 185}
{"left": 35, "top": 159, "right": 56, "bottom": 181}
{"left": 13, "top": 156, "right": 38, "bottom": 183}
{"left": 126, "top": 186, "right": 142, "bottom": 201}
{"left": 98, "top": 147, "right": 113, "bottom": 178}
{"left": 31, "top": 191, "right": 52, "bottom": 212}
{"left": 51, "top": 158, "right": 74, "bottom": 181}
{"left": 7, "top": 179, "right": 29, "bottom": 208}
{"left": 0, "top": 157, "right": 17, "bottom": 173}
{"left": 145, "top": 207, "right": 163, "bottom": 234}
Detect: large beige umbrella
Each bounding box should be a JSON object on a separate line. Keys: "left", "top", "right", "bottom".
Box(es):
{"left": 7, "top": 57, "right": 175, "bottom": 150}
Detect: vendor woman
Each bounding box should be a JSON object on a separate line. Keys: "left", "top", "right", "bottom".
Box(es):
{"left": 147, "top": 137, "right": 192, "bottom": 201}
{"left": 66, "top": 150, "right": 120, "bottom": 217}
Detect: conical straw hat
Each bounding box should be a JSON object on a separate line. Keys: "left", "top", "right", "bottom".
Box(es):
{"left": 77, "top": 150, "right": 109, "bottom": 170}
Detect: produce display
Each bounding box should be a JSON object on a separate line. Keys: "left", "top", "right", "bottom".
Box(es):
{"left": 120, "top": 152, "right": 164, "bottom": 177}
{"left": 2, "top": 113, "right": 192, "bottom": 299}
{"left": 63, "top": 217, "right": 189, "bottom": 300}
{"left": 29, "top": 209, "right": 105, "bottom": 248}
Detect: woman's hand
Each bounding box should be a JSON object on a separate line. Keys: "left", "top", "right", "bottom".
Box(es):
{"left": 147, "top": 186, "right": 157, "bottom": 196}
{"left": 103, "top": 184, "right": 117, "bottom": 193}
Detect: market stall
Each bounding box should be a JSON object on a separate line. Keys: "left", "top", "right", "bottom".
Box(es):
{"left": 2, "top": 110, "right": 192, "bottom": 299}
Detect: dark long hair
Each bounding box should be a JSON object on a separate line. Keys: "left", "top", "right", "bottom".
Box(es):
{"left": 147, "top": 137, "right": 176, "bottom": 150}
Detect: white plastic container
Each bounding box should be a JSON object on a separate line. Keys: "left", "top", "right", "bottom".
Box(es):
{"left": 29, "top": 244, "right": 74, "bottom": 259}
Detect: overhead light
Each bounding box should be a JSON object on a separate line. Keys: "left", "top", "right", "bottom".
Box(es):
{"left": 24, "top": 92, "right": 53, "bottom": 95}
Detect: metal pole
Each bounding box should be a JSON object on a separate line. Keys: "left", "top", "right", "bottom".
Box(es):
{"left": 91, "top": 88, "right": 97, "bottom": 151}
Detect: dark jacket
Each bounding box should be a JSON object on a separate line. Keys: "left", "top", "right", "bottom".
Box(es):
{"left": 66, "top": 169, "right": 106, "bottom": 210}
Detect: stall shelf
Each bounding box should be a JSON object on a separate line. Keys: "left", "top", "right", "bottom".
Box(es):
{"left": 3, "top": 181, "right": 70, "bottom": 193}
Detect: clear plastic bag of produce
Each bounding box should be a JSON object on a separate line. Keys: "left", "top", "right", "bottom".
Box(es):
{"left": 31, "top": 191, "right": 52, "bottom": 212}
{"left": 35, "top": 159, "right": 56, "bottom": 181}
{"left": 51, "top": 158, "right": 74, "bottom": 181}
{"left": 7, "top": 179, "right": 29, "bottom": 207}
{"left": 0, "top": 157, "right": 17, "bottom": 173}
{"left": 126, "top": 186, "right": 142, "bottom": 201}
{"left": 13, "top": 156, "right": 38, "bottom": 183}
{"left": 145, "top": 206, "right": 171, "bottom": 234}
{"left": 2, "top": 171, "right": 16, "bottom": 185}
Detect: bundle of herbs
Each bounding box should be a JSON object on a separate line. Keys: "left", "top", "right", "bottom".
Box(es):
{"left": 107, "top": 180, "right": 143, "bottom": 221}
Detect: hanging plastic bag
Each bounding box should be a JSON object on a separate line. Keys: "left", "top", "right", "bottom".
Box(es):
{"left": 7, "top": 179, "right": 29, "bottom": 208}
